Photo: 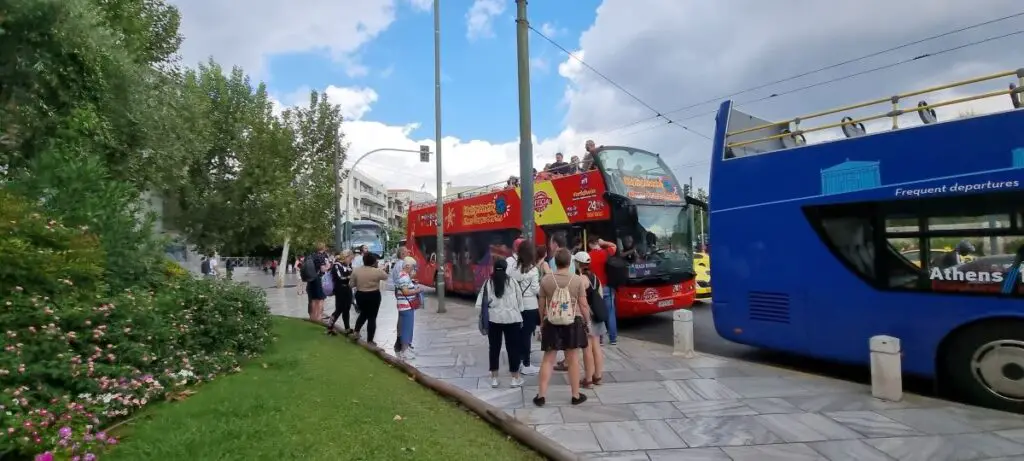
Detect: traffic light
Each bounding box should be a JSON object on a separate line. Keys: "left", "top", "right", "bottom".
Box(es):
{"left": 683, "top": 184, "right": 691, "bottom": 197}
{"left": 419, "top": 145, "right": 430, "bottom": 163}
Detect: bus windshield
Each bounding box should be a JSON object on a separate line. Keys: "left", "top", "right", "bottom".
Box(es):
{"left": 597, "top": 148, "right": 685, "bottom": 204}
{"left": 351, "top": 227, "right": 380, "bottom": 242}
{"left": 623, "top": 204, "right": 693, "bottom": 280}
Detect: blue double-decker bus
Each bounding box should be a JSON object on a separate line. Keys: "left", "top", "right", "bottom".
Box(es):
{"left": 709, "top": 69, "right": 1024, "bottom": 412}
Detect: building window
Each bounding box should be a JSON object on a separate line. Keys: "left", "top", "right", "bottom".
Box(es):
{"left": 805, "top": 192, "right": 1023, "bottom": 296}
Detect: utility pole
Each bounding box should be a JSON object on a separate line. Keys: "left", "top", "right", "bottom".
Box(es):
{"left": 334, "top": 147, "right": 343, "bottom": 251}
{"left": 515, "top": 0, "right": 534, "bottom": 244}
{"left": 433, "top": 0, "right": 447, "bottom": 313}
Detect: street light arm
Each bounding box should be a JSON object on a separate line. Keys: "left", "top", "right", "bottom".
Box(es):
{"left": 342, "top": 147, "right": 434, "bottom": 250}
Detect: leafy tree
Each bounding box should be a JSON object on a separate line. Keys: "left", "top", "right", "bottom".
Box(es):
{"left": 273, "top": 91, "right": 346, "bottom": 284}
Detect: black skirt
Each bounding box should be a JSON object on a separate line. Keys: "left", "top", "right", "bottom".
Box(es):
{"left": 540, "top": 316, "right": 588, "bottom": 351}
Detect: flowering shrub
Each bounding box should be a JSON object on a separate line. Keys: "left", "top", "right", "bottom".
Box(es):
{"left": 1, "top": 191, "right": 272, "bottom": 459}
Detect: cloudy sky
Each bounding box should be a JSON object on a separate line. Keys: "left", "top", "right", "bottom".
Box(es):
{"left": 169, "top": 0, "right": 1024, "bottom": 191}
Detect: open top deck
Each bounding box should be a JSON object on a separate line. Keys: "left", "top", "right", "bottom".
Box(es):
{"left": 720, "top": 68, "right": 1024, "bottom": 159}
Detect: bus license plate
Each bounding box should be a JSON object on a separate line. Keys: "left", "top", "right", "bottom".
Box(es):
{"left": 657, "top": 300, "right": 673, "bottom": 308}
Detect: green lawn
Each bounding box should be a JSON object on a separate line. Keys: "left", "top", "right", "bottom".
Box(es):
{"left": 108, "top": 317, "right": 543, "bottom": 461}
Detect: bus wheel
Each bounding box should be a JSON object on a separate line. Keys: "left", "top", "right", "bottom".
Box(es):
{"left": 943, "top": 321, "right": 1024, "bottom": 413}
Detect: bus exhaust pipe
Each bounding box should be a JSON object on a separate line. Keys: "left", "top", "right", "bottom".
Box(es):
{"left": 870, "top": 335, "right": 903, "bottom": 402}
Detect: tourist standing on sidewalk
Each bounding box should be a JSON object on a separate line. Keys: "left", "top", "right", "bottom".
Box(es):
{"left": 587, "top": 236, "right": 618, "bottom": 345}
{"left": 351, "top": 252, "right": 389, "bottom": 344}
{"left": 574, "top": 252, "right": 607, "bottom": 388}
{"left": 534, "top": 249, "right": 589, "bottom": 406}
{"left": 327, "top": 250, "right": 355, "bottom": 335}
{"left": 295, "top": 256, "right": 306, "bottom": 295}
{"left": 394, "top": 256, "right": 423, "bottom": 360}
{"left": 509, "top": 239, "right": 541, "bottom": 376}
{"left": 476, "top": 258, "right": 525, "bottom": 388}
{"left": 303, "top": 243, "right": 330, "bottom": 324}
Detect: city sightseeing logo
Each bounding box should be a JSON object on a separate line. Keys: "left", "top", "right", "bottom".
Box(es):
{"left": 494, "top": 194, "right": 512, "bottom": 218}
{"left": 642, "top": 288, "right": 659, "bottom": 304}
{"left": 534, "top": 191, "right": 553, "bottom": 212}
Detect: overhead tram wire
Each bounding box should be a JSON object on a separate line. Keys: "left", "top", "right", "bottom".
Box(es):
{"left": 527, "top": 23, "right": 712, "bottom": 141}
{"left": 666, "top": 28, "right": 1024, "bottom": 124}
{"left": 461, "top": 16, "right": 1024, "bottom": 189}
{"left": 600, "top": 10, "right": 1024, "bottom": 133}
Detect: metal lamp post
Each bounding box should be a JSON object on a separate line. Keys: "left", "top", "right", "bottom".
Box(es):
{"left": 433, "top": 0, "right": 447, "bottom": 313}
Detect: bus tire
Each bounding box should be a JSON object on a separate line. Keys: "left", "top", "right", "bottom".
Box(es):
{"left": 941, "top": 320, "right": 1024, "bottom": 413}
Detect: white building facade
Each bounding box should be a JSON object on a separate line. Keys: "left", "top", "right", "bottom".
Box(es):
{"left": 386, "top": 189, "right": 435, "bottom": 230}
{"left": 343, "top": 168, "right": 389, "bottom": 225}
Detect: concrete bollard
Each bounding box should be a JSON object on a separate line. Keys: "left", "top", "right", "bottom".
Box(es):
{"left": 869, "top": 335, "right": 903, "bottom": 402}
{"left": 672, "top": 309, "right": 696, "bottom": 358}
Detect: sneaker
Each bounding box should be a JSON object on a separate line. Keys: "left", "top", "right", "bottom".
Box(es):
{"left": 609, "top": 339, "right": 618, "bottom": 346}
{"left": 403, "top": 349, "right": 417, "bottom": 360}
{"left": 532, "top": 395, "right": 546, "bottom": 407}
{"left": 490, "top": 377, "right": 499, "bottom": 388}
{"left": 520, "top": 365, "right": 539, "bottom": 375}
{"left": 571, "top": 393, "right": 588, "bottom": 405}
{"left": 510, "top": 376, "right": 524, "bottom": 388}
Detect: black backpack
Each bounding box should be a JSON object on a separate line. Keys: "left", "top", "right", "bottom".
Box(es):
{"left": 300, "top": 255, "right": 318, "bottom": 282}
{"left": 200, "top": 259, "right": 211, "bottom": 275}
{"left": 585, "top": 273, "right": 608, "bottom": 323}
{"left": 605, "top": 255, "right": 629, "bottom": 288}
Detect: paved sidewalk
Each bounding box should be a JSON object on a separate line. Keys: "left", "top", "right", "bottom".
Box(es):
{"left": 246, "top": 273, "right": 1024, "bottom": 461}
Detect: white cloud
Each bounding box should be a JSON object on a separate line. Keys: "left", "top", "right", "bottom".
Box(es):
{"left": 553, "top": 0, "right": 1024, "bottom": 189}
{"left": 169, "top": 0, "right": 397, "bottom": 77}
{"left": 466, "top": 0, "right": 506, "bottom": 40}
{"left": 185, "top": 0, "right": 1024, "bottom": 198}
{"left": 324, "top": 86, "right": 379, "bottom": 121}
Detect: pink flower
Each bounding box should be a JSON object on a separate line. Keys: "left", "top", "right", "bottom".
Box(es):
{"left": 34, "top": 452, "right": 54, "bottom": 461}
{"left": 59, "top": 426, "right": 72, "bottom": 438}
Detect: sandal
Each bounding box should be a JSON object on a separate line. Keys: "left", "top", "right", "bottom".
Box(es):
{"left": 580, "top": 379, "right": 594, "bottom": 389}
{"left": 554, "top": 361, "right": 568, "bottom": 372}
{"left": 593, "top": 375, "right": 603, "bottom": 386}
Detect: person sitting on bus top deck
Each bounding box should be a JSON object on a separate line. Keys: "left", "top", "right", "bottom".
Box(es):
{"left": 940, "top": 240, "right": 975, "bottom": 269}
{"left": 536, "top": 164, "right": 553, "bottom": 181}
{"left": 549, "top": 153, "right": 570, "bottom": 176}
{"left": 581, "top": 140, "right": 599, "bottom": 171}
{"left": 569, "top": 155, "right": 581, "bottom": 175}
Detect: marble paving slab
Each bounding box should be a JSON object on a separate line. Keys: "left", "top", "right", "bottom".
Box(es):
{"left": 248, "top": 274, "right": 1024, "bottom": 459}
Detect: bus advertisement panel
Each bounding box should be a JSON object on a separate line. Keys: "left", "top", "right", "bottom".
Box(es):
{"left": 708, "top": 70, "right": 1024, "bottom": 412}
{"left": 406, "top": 147, "right": 697, "bottom": 318}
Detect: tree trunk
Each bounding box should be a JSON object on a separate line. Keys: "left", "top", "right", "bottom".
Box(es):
{"left": 277, "top": 236, "right": 291, "bottom": 288}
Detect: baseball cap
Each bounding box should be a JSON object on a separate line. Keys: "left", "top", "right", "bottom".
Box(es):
{"left": 573, "top": 251, "right": 591, "bottom": 264}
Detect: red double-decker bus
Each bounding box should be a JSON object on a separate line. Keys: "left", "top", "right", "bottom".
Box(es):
{"left": 405, "top": 145, "right": 697, "bottom": 318}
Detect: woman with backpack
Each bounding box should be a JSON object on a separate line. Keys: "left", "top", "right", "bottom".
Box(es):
{"left": 573, "top": 251, "right": 606, "bottom": 388}
{"left": 475, "top": 258, "right": 525, "bottom": 388}
{"left": 534, "top": 249, "right": 590, "bottom": 407}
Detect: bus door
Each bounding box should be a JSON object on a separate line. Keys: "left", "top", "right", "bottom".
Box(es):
{"left": 413, "top": 235, "right": 440, "bottom": 288}
{"left": 541, "top": 225, "right": 586, "bottom": 260}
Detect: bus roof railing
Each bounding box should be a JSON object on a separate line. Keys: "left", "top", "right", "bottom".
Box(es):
{"left": 408, "top": 157, "right": 599, "bottom": 210}
{"left": 725, "top": 68, "right": 1024, "bottom": 151}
